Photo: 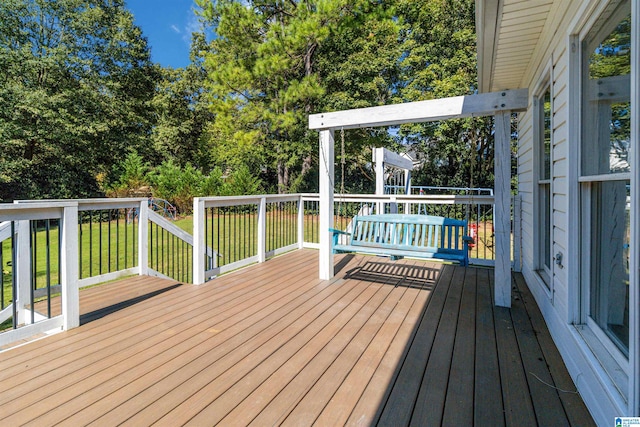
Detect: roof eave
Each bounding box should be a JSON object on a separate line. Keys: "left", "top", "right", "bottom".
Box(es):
{"left": 476, "top": 0, "right": 502, "bottom": 93}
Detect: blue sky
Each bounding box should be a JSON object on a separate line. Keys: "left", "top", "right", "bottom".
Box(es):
{"left": 126, "top": 0, "right": 202, "bottom": 68}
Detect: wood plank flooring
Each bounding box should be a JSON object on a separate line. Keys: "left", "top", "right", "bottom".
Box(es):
{"left": 0, "top": 249, "right": 595, "bottom": 426}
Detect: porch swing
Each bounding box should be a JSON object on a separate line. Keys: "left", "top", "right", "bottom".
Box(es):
{"left": 329, "top": 128, "right": 472, "bottom": 266}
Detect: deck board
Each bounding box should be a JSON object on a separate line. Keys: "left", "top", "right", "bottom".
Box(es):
{"left": 513, "top": 273, "right": 594, "bottom": 426}
{"left": 441, "top": 265, "right": 477, "bottom": 425}
{"left": 0, "top": 249, "right": 595, "bottom": 426}
{"left": 374, "top": 262, "right": 453, "bottom": 426}
{"left": 510, "top": 274, "right": 568, "bottom": 426}
{"left": 494, "top": 273, "right": 538, "bottom": 426}
{"left": 473, "top": 267, "right": 505, "bottom": 426}
{"left": 410, "top": 264, "right": 468, "bottom": 426}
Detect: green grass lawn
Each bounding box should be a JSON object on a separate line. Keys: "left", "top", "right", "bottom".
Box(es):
{"left": 1, "top": 213, "right": 307, "bottom": 308}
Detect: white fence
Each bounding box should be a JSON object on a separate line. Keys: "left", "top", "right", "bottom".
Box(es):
{"left": 0, "top": 198, "right": 194, "bottom": 347}
{"left": 0, "top": 193, "right": 521, "bottom": 346}
{"left": 192, "top": 193, "right": 502, "bottom": 284}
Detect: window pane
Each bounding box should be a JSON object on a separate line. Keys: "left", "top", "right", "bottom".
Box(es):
{"left": 581, "top": 6, "right": 631, "bottom": 175}
{"left": 541, "top": 90, "right": 551, "bottom": 180}
{"left": 589, "top": 180, "right": 630, "bottom": 354}
{"left": 541, "top": 183, "right": 551, "bottom": 270}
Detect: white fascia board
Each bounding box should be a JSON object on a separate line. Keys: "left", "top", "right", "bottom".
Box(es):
{"left": 309, "top": 89, "right": 527, "bottom": 130}
{"left": 476, "top": 0, "right": 502, "bottom": 93}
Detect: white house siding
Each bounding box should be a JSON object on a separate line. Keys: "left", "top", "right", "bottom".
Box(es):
{"left": 514, "top": 0, "right": 632, "bottom": 423}
{"left": 516, "top": 104, "right": 535, "bottom": 273}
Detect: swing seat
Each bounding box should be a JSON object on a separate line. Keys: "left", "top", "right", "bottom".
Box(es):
{"left": 330, "top": 214, "right": 472, "bottom": 266}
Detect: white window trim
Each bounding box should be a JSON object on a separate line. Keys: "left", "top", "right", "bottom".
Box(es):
{"left": 571, "top": 0, "right": 638, "bottom": 413}
{"left": 532, "top": 64, "right": 554, "bottom": 300}
{"left": 629, "top": 0, "right": 639, "bottom": 415}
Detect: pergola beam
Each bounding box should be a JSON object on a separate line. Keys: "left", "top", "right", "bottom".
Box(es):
{"left": 309, "top": 89, "right": 527, "bottom": 130}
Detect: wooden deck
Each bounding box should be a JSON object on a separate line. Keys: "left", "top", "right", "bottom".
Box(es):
{"left": 0, "top": 249, "right": 594, "bottom": 426}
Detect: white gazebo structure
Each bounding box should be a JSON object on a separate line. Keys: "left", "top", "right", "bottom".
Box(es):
{"left": 373, "top": 147, "right": 414, "bottom": 197}
{"left": 309, "top": 88, "right": 528, "bottom": 307}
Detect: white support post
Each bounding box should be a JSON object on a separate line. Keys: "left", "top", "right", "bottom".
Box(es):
{"left": 494, "top": 111, "right": 512, "bottom": 307}
{"left": 193, "top": 198, "right": 206, "bottom": 285}
{"left": 138, "top": 199, "right": 148, "bottom": 276}
{"left": 297, "top": 196, "right": 304, "bottom": 249}
{"left": 16, "top": 220, "right": 31, "bottom": 325}
{"left": 61, "top": 205, "right": 79, "bottom": 330}
{"left": 404, "top": 169, "right": 412, "bottom": 194}
{"left": 404, "top": 169, "right": 412, "bottom": 213}
{"left": 257, "top": 197, "right": 267, "bottom": 263}
{"left": 374, "top": 147, "right": 385, "bottom": 196}
{"left": 374, "top": 147, "right": 385, "bottom": 214}
{"left": 319, "top": 129, "right": 335, "bottom": 280}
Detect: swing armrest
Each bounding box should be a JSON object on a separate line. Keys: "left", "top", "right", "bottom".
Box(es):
{"left": 329, "top": 228, "right": 350, "bottom": 246}
{"left": 329, "top": 228, "right": 350, "bottom": 235}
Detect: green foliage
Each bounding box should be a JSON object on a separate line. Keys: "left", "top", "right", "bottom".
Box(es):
{"left": 0, "top": 0, "right": 158, "bottom": 202}
{"left": 0, "top": 0, "right": 496, "bottom": 201}
{"left": 196, "top": 0, "right": 397, "bottom": 193}
{"left": 395, "top": 0, "right": 494, "bottom": 190}
{"left": 196, "top": 0, "right": 489, "bottom": 194}
{"left": 103, "top": 151, "right": 151, "bottom": 197}
{"left": 147, "top": 160, "right": 206, "bottom": 214}
{"left": 151, "top": 33, "right": 215, "bottom": 169}
{"left": 223, "top": 165, "right": 263, "bottom": 196}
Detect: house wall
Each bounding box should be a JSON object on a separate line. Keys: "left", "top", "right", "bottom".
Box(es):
{"left": 515, "top": 0, "right": 634, "bottom": 424}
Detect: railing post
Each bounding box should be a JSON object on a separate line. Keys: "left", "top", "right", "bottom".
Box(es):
{"left": 193, "top": 198, "right": 205, "bottom": 285}
{"left": 138, "top": 199, "right": 148, "bottom": 276}
{"left": 297, "top": 196, "right": 305, "bottom": 249}
{"left": 258, "top": 197, "right": 266, "bottom": 263}
{"left": 16, "top": 220, "right": 31, "bottom": 325}
{"left": 374, "top": 147, "right": 385, "bottom": 215}
{"left": 61, "top": 204, "right": 79, "bottom": 330}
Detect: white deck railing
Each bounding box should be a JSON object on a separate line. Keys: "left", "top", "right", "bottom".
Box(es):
{"left": 0, "top": 201, "right": 79, "bottom": 346}
{"left": 0, "top": 198, "right": 197, "bottom": 347}
{"left": 192, "top": 193, "right": 501, "bottom": 285}
{"left": 0, "top": 193, "right": 518, "bottom": 346}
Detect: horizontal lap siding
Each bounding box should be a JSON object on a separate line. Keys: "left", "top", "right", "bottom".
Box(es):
{"left": 551, "top": 41, "right": 569, "bottom": 317}
{"left": 516, "top": 2, "right": 571, "bottom": 318}
{"left": 518, "top": 105, "right": 535, "bottom": 266}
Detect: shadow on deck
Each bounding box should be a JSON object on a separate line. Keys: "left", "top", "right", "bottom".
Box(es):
{"left": 0, "top": 249, "right": 594, "bottom": 426}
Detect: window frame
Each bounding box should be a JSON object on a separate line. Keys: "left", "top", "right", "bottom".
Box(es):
{"left": 573, "top": 0, "right": 638, "bottom": 410}
{"left": 533, "top": 71, "right": 554, "bottom": 295}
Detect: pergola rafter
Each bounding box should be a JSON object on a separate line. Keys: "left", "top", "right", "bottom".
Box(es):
{"left": 309, "top": 88, "right": 528, "bottom": 307}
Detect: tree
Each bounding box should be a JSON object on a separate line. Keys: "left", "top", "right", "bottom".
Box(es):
{"left": 0, "top": 0, "right": 158, "bottom": 201}
{"left": 396, "top": 0, "right": 494, "bottom": 190}
{"left": 151, "top": 33, "right": 215, "bottom": 170}
{"left": 196, "top": 0, "right": 405, "bottom": 193}
{"left": 196, "top": 0, "right": 337, "bottom": 193}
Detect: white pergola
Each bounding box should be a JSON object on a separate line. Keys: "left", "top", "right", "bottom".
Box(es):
{"left": 373, "top": 147, "right": 413, "bottom": 197}
{"left": 309, "top": 88, "right": 528, "bottom": 307}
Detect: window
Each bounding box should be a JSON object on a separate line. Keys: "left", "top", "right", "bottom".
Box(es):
{"left": 580, "top": 0, "right": 631, "bottom": 356}
{"left": 536, "top": 87, "right": 552, "bottom": 287}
